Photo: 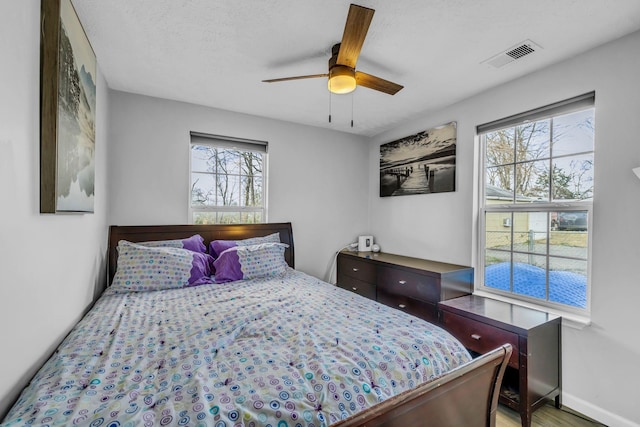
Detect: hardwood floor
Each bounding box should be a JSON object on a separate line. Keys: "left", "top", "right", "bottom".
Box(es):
{"left": 496, "top": 403, "right": 606, "bottom": 427}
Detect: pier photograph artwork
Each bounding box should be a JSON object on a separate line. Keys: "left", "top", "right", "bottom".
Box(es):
{"left": 380, "top": 122, "right": 457, "bottom": 197}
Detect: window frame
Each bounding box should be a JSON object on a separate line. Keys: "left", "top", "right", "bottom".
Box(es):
{"left": 189, "top": 132, "right": 268, "bottom": 224}
{"left": 477, "top": 93, "right": 595, "bottom": 317}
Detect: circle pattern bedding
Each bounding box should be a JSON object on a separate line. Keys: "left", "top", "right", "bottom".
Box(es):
{"left": 2, "top": 269, "right": 470, "bottom": 427}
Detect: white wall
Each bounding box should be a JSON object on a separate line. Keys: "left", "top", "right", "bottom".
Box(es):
{"left": 369, "top": 31, "right": 640, "bottom": 427}
{"left": 0, "top": 1, "right": 110, "bottom": 417}
{"left": 108, "top": 91, "right": 370, "bottom": 279}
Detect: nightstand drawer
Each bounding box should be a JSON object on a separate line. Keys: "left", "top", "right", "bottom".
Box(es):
{"left": 378, "top": 291, "right": 437, "bottom": 323}
{"left": 441, "top": 311, "right": 519, "bottom": 369}
{"left": 378, "top": 267, "right": 438, "bottom": 303}
{"left": 337, "top": 275, "right": 376, "bottom": 300}
{"left": 337, "top": 255, "right": 376, "bottom": 283}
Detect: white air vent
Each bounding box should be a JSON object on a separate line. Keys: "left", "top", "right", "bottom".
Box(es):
{"left": 483, "top": 40, "right": 542, "bottom": 68}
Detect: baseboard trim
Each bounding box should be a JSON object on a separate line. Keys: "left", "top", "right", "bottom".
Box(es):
{"left": 563, "top": 393, "right": 639, "bottom": 427}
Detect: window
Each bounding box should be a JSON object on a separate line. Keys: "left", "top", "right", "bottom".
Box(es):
{"left": 478, "top": 93, "right": 594, "bottom": 314}
{"left": 189, "top": 132, "right": 267, "bottom": 224}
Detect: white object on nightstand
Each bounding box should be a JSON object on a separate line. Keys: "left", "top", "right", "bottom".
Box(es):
{"left": 358, "top": 235, "right": 373, "bottom": 252}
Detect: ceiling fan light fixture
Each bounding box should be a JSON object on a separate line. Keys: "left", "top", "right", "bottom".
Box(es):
{"left": 328, "top": 65, "right": 356, "bottom": 94}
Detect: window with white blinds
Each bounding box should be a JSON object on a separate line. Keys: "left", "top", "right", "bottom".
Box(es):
{"left": 189, "top": 132, "right": 267, "bottom": 224}
{"left": 477, "top": 92, "right": 595, "bottom": 314}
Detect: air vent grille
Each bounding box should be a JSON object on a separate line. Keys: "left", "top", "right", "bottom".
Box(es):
{"left": 506, "top": 44, "right": 535, "bottom": 60}
{"left": 483, "top": 40, "right": 542, "bottom": 68}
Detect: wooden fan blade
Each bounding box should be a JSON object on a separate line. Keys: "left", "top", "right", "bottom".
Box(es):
{"left": 336, "top": 4, "right": 375, "bottom": 69}
{"left": 262, "top": 74, "right": 328, "bottom": 83}
{"left": 355, "top": 71, "right": 403, "bottom": 95}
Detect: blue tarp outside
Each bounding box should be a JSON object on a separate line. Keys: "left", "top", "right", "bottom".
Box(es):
{"left": 485, "top": 262, "right": 587, "bottom": 308}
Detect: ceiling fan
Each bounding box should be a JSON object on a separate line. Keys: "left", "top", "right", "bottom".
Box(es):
{"left": 262, "top": 4, "right": 403, "bottom": 96}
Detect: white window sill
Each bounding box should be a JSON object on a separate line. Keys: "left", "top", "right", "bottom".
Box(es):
{"left": 471, "top": 290, "right": 591, "bottom": 330}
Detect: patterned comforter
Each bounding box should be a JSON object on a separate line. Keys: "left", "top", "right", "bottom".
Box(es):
{"left": 2, "top": 269, "right": 471, "bottom": 427}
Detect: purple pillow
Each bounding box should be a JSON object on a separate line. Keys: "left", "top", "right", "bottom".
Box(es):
{"left": 213, "top": 243, "right": 288, "bottom": 283}
{"left": 112, "top": 241, "right": 214, "bottom": 292}
{"left": 187, "top": 252, "right": 216, "bottom": 286}
{"left": 209, "top": 240, "right": 238, "bottom": 259}
{"left": 139, "top": 234, "right": 207, "bottom": 253}
{"left": 209, "top": 232, "right": 281, "bottom": 258}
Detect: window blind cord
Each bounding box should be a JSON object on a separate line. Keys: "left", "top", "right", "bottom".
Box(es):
{"left": 324, "top": 242, "right": 358, "bottom": 284}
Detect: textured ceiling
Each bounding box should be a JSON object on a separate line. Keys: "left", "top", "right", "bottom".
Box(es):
{"left": 72, "top": 0, "right": 640, "bottom": 136}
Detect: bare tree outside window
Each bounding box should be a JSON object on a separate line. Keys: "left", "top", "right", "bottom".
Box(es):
{"left": 485, "top": 111, "right": 594, "bottom": 203}
{"left": 190, "top": 143, "right": 265, "bottom": 224}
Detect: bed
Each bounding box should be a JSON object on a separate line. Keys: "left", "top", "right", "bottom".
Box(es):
{"left": 1, "top": 223, "right": 511, "bottom": 427}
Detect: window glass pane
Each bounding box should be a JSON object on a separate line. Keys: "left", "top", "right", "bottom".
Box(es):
{"left": 241, "top": 176, "right": 263, "bottom": 207}
{"left": 218, "top": 212, "right": 241, "bottom": 224}
{"left": 550, "top": 211, "right": 588, "bottom": 259}
{"left": 484, "top": 249, "right": 511, "bottom": 291}
{"left": 191, "top": 172, "right": 216, "bottom": 207}
{"left": 255, "top": 177, "right": 264, "bottom": 205}
{"left": 216, "top": 175, "right": 240, "bottom": 207}
{"left": 549, "top": 257, "right": 587, "bottom": 308}
{"left": 241, "top": 211, "right": 263, "bottom": 224}
{"left": 485, "top": 212, "right": 512, "bottom": 250}
{"left": 552, "top": 154, "right": 594, "bottom": 201}
{"left": 485, "top": 165, "right": 514, "bottom": 203}
{"left": 191, "top": 145, "right": 215, "bottom": 173}
{"left": 513, "top": 212, "right": 547, "bottom": 255}
{"left": 515, "top": 120, "right": 550, "bottom": 163}
{"left": 552, "top": 109, "right": 595, "bottom": 157}
{"left": 216, "top": 149, "right": 242, "bottom": 176}
{"left": 485, "top": 128, "right": 515, "bottom": 167}
{"left": 515, "top": 159, "right": 549, "bottom": 203}
{"left": 193, "top": 211, "right": 217, "bottom": 224}
{"left": 512, "top": 253, "right": 548, "bottom": 300}
{"left": 240, "top": 152, "right": 263, "bottom": 174}
{"left": 555, "top": 210, "right": 588, "bottom": 231}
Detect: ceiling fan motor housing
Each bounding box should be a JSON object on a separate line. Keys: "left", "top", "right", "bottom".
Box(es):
{"left": 328, "top": 43, "right": 356, "bottom": 94}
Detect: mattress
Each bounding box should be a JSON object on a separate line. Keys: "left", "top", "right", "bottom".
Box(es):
{"left": 2, "top": 268, "right": 471, "bottom": 427}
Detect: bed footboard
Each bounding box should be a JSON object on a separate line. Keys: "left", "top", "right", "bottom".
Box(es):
{"left": 334, "top": 344, "right": 512, "bottom": 427}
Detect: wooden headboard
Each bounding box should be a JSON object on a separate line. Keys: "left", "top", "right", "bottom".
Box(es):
{"left": 107, "top": 223, "right": 294, "bottom": 285}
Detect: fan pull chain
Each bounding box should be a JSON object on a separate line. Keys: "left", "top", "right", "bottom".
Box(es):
{"left": 328, "top": 89, "right": 332, "bottom": 123}
{"left": 351, "top": 93, "right": 354, "bottom": 128}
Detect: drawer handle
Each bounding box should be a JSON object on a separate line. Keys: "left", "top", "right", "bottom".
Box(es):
{"left": 352, "top": 268, "right": 359, "bottom": 272}
{"left": 398, "top": 280, "right": 407, "bottom": 285}
{"left": 398, "top": 304, "right": 406, "bottom": 309}
{"left": 352, "top": 287, "right": 358, "bottom": 291}
{"left": 471, "top": 334, "right": 481, "bottom": 340}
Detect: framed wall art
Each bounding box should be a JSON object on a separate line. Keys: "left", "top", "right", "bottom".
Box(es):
{"left": 40, "top": 0, "right": 96, "bottom": 213}
{"left": 379, "top": 121, "right": 457, "bottom": 197}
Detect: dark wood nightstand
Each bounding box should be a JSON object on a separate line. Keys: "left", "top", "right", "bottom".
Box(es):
{"left": 438, "top": 295, "right": 561, "bottom": 427}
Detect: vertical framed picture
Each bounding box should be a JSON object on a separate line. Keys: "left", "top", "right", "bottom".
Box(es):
{"left": 40, "top": 0, "right": 96, "bottom": 213}
{"left": 379, "top": 121, "right": 457, "bottom": 197}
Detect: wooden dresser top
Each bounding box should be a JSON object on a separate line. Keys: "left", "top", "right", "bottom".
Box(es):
{"left": 340, "top": 251, "right": 472, "bottom": 274}
{"left": 440, "top": 295, "right": 561, "bottom": 332}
